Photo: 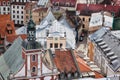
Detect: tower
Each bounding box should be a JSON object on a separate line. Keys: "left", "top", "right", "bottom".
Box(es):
{"left": 27, "top": 10, "right": 36, "bottom": 42}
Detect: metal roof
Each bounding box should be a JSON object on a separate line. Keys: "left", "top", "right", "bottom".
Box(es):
{"left": 38, "top": 0, "right": 49, "bottom": 6}
{"left": 0, "top": 37, "right": 24, "bottom": 80}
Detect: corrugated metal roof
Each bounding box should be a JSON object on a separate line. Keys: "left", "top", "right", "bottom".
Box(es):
{"left": 0, "top": 37, "right": 24, "bottom": 80}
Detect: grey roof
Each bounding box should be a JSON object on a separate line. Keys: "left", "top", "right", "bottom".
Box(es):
{"left": 38, "top": 0, "right": 49, "bottom": 6}
{"left": 92, "top": 29, "right": 120, "bottom": 71}
{"left": 89, "top": 27, "right": 109, "bottom": 41}
{"left": 40, "top": 11, "right": 56, "bottom": 26}
{"left": 0, "top": 37, "right": 24, "bottom": 80}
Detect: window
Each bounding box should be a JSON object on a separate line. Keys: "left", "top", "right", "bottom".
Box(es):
{"left": 3, "top": 7, "right": 6, "bottom": 11}
{"left": 21, "top": 21, "right": 23, "bottom": 24}
{"left": 60, "top": 43, "right": 63, "bottom": 48}
{"left": 32, "top": 67, "right": 36, "bottom": 72}
{"left": 83, "top": 18, "right": 85, "bottom": 21}
{"left": 54, "top": 43, "right": 58, "bottom": 48}
{"left": 50, "top": 43, "right": 53, "bottom": 48}
{"left": 89, "top": 18, "right": 91, "bottom": 22}
{"left": 21, "top": 11, "right": 23, "bottom": 14}
{"left": 21, "top": 6, "right": 23, "bottom": 9}
{"left": 32, "top": 55, "right": 36, "bottom": 61}
{"left": 26, "top": 16, "right": 29, "bottom": 19}
{"left": 17, "top": 15, "right": 19, "bottom": 18}
{"left": 39, "top": 18, "right": 41, "bottom": 22}
{"left": 13, "top": 5, "right": 15, "bottom": 8}
{"left": 7, "top": 1, "right": 10, "bottom": 5}
{"left": 17, "top": 21, "right": 19, "bottom": 24}
{"left": 17, "top": 6, "right": 19, "bottom": 9}
{"left": 8, "top": 7, "right": 9, "bottom": 11}
{"left": 82, "top": 24, "right": 85, "bottom": 28}
{"left": 7, "top": 30, "right": 12, "bottom": 34}
{"left": 3, "top": 1, "right": 6, "bottom": 5}
{"left": 13, "top": 10, "right": 15, "bottom": 13}
{"left": 21, "top": 16, "right": 23, "bottom": 19}
{"left": 13, "top": 15, "right": 15, "bottom": 18}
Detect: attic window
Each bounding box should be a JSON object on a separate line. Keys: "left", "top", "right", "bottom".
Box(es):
{"left": 7, "top": 24, "right": 10, "bottom": 27}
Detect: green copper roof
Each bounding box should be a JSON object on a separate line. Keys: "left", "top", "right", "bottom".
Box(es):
{"left": 0, "top": 37, "right": 24, "bottom": 80}
{"left": 113, "top": 18, "right": 120, "bottom": 30}
{"left": 27, "top": 19, "right": 36, "bottom": 29}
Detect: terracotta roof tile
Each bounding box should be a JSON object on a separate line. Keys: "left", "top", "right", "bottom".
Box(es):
{"left": 54, "top": 49, "right": 77, "bottom": 73}
{"left": 94, "top": 71, "right": 104, "bottom": 78}
{"left": 6, "top": 34, "right": 27, "bottom": 43}
{"left": 0, "top": 20, "right": 16, "bottom": 37}
{"left": 0, "top": 14, "right": 11, "bottom": 21}
{"left": 76, "top": 57, "right": 91, "bottom": 72}
{"left": 76, "top": 4, "right": 120, "bottom": 16}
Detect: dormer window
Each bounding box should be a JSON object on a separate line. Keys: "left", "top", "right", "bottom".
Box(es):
{"left": 3, "top": 1, "right": 6, "bottom": 5}
{"left": 7, "top": 1, "right": 10, "bottom": 5}
{"left": 6, "top": 24, "right": 12, "bottom": 34}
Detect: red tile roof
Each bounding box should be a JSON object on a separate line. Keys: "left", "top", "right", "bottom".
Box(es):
{"left": 74, "top": 50, "right": 104, "bottom": 78}
{"left": 0, "top": 14, "right": 11, "bottom": 21}
{"left": 0, "top": 21, "right": 16, "bottom": 37}
{"left": 0, "top": 14, "right": 27, "bottom": 44}
{"left": 54, "top": 49, "right": 77, "bottom": 73}
{"left": 76, "top": 57, "right": 91, "bottom": 72}
{"left": 76, "top": 4, "right": 120, "bottom": 16}
{"left": 94, "top": 71, "right": 104, "bottom": 78}
{"left": 6, "top": 34, "right": 27, "bottom": 43}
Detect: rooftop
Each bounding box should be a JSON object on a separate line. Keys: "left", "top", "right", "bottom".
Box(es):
{"left": 53, "top": 49, "right": 79, "bottom": 73}
{"left": 0, "top": 37, "right": 24, "bottom": 80}
{"left": 76, "top": 4, "right": 120, "bottom": 17}
{"left": 51, "top": 0, "right": 76, "bottom": 7}
{"left": 90, "top": 28, "right": 120, "bottom": 71}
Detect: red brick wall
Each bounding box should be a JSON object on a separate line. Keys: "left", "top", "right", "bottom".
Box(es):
{"left": 30, "top": 54, "right": 38, "bottom": 76}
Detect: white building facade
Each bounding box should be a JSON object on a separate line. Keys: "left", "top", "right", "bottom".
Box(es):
{"left": 11, "top": 0, "right": 29, "bottom": 25}
{"left": 0, "top": 0, "right": 10, "bottom": 14}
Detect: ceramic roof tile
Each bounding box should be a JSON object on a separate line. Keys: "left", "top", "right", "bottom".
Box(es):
{"left": 54, "top": 49, "right": 78, "bottom": 73}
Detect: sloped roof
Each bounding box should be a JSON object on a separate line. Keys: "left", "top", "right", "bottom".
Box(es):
{"left": 76, "top": 4, "right": 120, "bottom": 17}
{"left": 15, "top": 26, "right": 27, "bottom": 35}
{"left": 40, "top": 11, "right": 56, "bottom": 25}
{"left": 0, "top": 14, "right": 10, "bottom": 21}
{"left": 76, "top": 57, "right": 91, "bottom": 72}
{"left": 0, "top": 20, "right": 16, "bottom": 42}
{"left": 89, "top": 27, "right": 109, "bottom": 41}
{"left": 90, "top": 29, "right": 120, "bottom": 71}
{"left": 38, "top": 0, "right": 49, "bottom": 6}
{"left": 36, "top": 20, "right": 76, "bottom": 49}
{"left": 54, "top": 49, "right": 79, "bottom": 73}
{"left": 0, "top": 37, "right": 24, "bottom": 80}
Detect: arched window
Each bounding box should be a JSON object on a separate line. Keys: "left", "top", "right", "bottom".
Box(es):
{"left": 32, "top": 55, "right": 36, "bottom": 61}
{"left": 32, "top": 67, "right": 36, "bottom": 72}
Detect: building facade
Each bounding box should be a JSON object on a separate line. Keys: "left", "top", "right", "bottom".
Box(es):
{"left": 0, "top": 0, "right": 10, "bottom": 14}
{"left": 10, "top": 0, "right": 29, "bottom": 26}
{"left": 89, "top": 28, "right": 120, "bottom": 77}
{"left": 24, "top": 2, "right": 48, "bottom": 25}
